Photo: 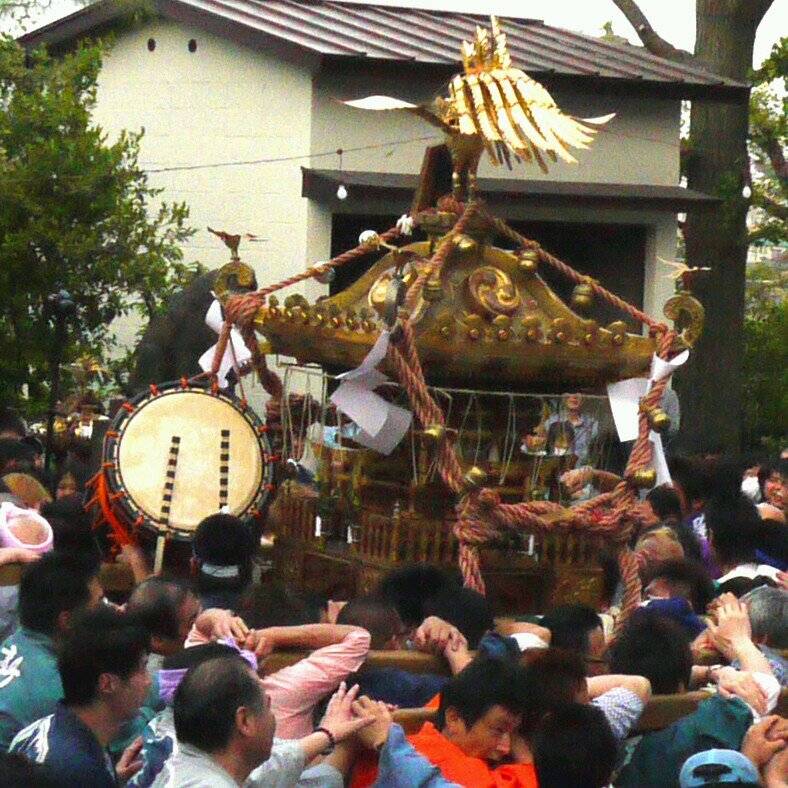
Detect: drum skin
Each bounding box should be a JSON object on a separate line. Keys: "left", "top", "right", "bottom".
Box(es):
{"left": 103, "top": 383, "right": 273, "bottom": 539}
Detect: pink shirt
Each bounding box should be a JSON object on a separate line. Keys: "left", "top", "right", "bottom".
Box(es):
{"left": 263, "top": 628, "right": 371, "bottom": 739}
{"left": 186, "top": 626, "right": 371, "bottom": 740}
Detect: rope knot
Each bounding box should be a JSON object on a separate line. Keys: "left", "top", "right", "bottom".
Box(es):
{"left": 476, "top": 487, "right": 501, "bottom": 512}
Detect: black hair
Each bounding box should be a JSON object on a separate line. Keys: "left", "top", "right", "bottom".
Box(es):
{"left": 545, "top": 420, "right": 575, "bottom": 455}
{"left": 540, "top": 604, "right": 602, "bottom": 657}
{"left": 608, "top": 609, "right": 692, "bottom": 694}
{"left": 758, "top": 459, "right": 784, "bottom": 494}
{"left": 162, "top": 642, "right": 238, "bottom": 671}
{"left": 422, "top": 586, "right": 493, "bottom": 649}
{"left": 533, "top": 704, "right": 617, "bottom": 788}
{"left": 518, "top": 648, "right": 588, "bottom": 739}
{"left": 0, "top": 439, "right": 37, "bottom": 474}
{"left": 126, "top": 577, "right": 196, "bottom": 640}
{"left": 238, "top": 583, "right": 326, "bottom": 629}
{"left": 59, "top": 606, "right": 150, "bottom": 706}
{"left": 336, "top": 596, "right": 401, "bottom": 650}
{"left": 40, "top": 497, "right": 101, "bottom": 556}
{"left": 377, "top": 563, "right": 456, "bottom": 627}
{"left": 192, "top": 514, "right": 254, "bottom": 593}
{"left": 667, "top": 455, "right": 709, "bottom": 507}
{"left": 19, "top": 551, "right": 101, "bottom": 636}
{"left": 705, "top": 494, "right": 761, "bottom": 566}
{"left": 437, "top": 657, "right": 523, "bottom": 731}
{"left": 55, "top": 459, "right": 91, "bottom": 495}
{"left": 642, "top": 558, "right": 716, "bottom": 613}
{"left": 646, "top": 485, "right": 683, "bottom": 522}
{"left": 0, "top": 751, "right": 59, "bottom": 787}
{"left": 174, "top": 655, "right": 265, "bottom": 753}
{"left": 0, "top": 409, "right": 26, "bottom": 439}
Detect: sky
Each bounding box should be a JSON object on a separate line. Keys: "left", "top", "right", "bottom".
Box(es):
{"left": 5, "top": 0, "right": 787, "bottom": 67}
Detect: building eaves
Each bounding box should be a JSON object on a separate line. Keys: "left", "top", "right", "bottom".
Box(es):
{"left": 18, "top": 0, "right": 748, "bottom": 100}
{"left": 302, "top": 168, "right": 720, "bottom": 213}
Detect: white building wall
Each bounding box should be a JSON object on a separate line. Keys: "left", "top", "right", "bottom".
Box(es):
{"left": 92, "top": 20, "right": 314, "bottom": 352}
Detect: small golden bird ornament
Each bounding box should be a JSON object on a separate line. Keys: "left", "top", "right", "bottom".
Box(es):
{"left": 343, "top": 17, "right": 614, "bottom": 198}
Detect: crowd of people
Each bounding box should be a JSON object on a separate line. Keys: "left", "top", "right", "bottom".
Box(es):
{"left": 0, "top": 404, "right": 785, "bottom": 787}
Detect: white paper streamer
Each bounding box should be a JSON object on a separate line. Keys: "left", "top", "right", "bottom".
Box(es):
{"left": 329, "top": 330, "right": 412, "bottom": 456}
{"left": 198, "top": 299, "right": 252, "bottom": 388}
{"left": 606, "top": 351, "right": 690, "bottom": 487}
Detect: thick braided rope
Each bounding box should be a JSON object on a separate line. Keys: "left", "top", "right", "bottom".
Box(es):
{"left": 481, "top": 210, "right": 666, "bottom": 333}
{"left": 384, "top": 205, "right": 682, "bottom": 613}
{"left": 198, "top": 225, "right": 403, "bottom": 397}
{"left": 402, "top": 201, "right": 479, "bottom": 314}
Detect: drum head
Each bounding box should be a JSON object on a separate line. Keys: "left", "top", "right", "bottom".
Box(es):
{"left": 109, "top": 387, "right": 270, "bottom": 536}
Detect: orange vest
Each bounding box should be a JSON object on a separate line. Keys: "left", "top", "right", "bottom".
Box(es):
{"left": 350, "top": 722, "right": 538, "bottom": 788}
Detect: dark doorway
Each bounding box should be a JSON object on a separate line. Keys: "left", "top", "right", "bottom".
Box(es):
{"left": 505, "top": 221, "right": 647, "bottom": 332}
{"left": 330, "top": 214, "right": 647, "bottom": 332}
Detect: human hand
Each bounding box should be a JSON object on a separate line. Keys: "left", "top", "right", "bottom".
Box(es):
{"left": 351, "top": 695, "right": 393, "bottom": 751}
{"left": 777, "top": 571, "right": 788, "bottom": 592}
{"left": 510, "top": 733, "right": 532, "bottom": 764}
{"left": 0, "top": 547, "right": 41, "bottom": 565}
{"left": 706, "top": 594, "right": 752, "bottom": 660}
{"left": 239, "top": 629, "right": 274, "bottom": 661}
{"left": 116, "top": 737, "right": 143, "bottom": 783}
{"left": 319, "top": 682, "right": 375, "bottom": 743}
{"left": 195, "top": 609, "right": 250, "bottom": 642}
{"left": 741, "top": 715, "right": 788, "bottom": 770}
{"left": 326, "top": 600, "right": 347, "bottom": 624}
{"left": 413, "top": 616, "right": 467, "bottom": 655}
{"left": 714, "top": 667, "right": 768, "bottom": 714}
{"left": 763, "top": 744, "right": 788, "bottom": 788}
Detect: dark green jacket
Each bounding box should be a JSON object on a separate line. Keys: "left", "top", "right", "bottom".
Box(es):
{"left": 616, "top": 695, "right": 752, "bottom": 788}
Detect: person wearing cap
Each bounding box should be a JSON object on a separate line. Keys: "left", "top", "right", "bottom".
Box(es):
{"left": 680, "top": 749, "right": 761, "bottom": 788}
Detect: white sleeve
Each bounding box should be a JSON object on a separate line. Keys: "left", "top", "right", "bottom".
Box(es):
{"left": 749, "top": 672, "right": 781, "bottom": 723}
{"left": 244, "top": 740, "right": 306, "bottom": 787}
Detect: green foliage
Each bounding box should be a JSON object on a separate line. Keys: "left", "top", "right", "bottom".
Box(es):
{"left": 0, "top": 37, "right": 200, "bottom": 409}
{"left": 748, "top": 38, "right": 787, "bottom": 247}
{"left": 742, "top": 261, "right": 787, "bottom": 448}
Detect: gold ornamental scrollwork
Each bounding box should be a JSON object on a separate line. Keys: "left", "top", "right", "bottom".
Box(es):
{"left": 214, "top": 261, "right": 257, "bottom": 305}
{"left": 466, "top": 265, "right": 520, "bottom": 319}
{"left": 663, "top": 293, "right": 705, "bottom": 350}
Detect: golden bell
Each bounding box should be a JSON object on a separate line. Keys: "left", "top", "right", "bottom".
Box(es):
{"left": 463, "top": 466, "right": 488, "bottom": 491}
{"left": 422, "top": 425, "right": 446, "bottom": 444}
{"left": 423, "top": 279, "right": 443, "bottom": 302}
{"left": 630, "top": 468, "right": 657, "bottom": 489}
{"left": 452, "top": 233, "right": 477, "bottom": 254}
{"left": 571, "top": 283, "right": 594, "bottom": 313}
{"left": 519, "top": 250, "right": 539, "bottom": 274}
{"left": 648, "top": 408, "right": 671, "bottom": 434}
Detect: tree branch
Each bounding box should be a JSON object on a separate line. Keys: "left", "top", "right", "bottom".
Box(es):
{"left": 610, "top": 0, "right": 697, "bottom": 64}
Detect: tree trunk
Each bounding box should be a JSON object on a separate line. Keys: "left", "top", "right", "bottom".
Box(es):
{"left": 675, "top": 0, "right": 771, "bottom": 453}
